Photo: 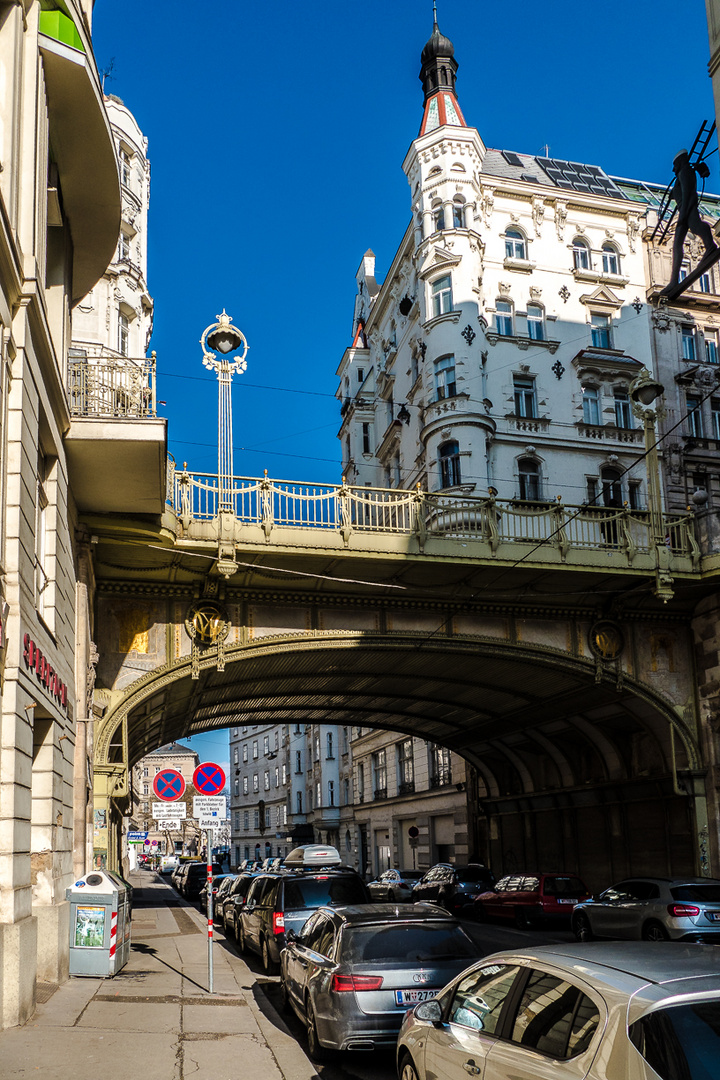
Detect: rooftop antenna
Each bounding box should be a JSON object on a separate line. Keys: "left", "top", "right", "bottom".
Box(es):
{"left": 100, "top": 57, "right": 115, "bottom": 91}
{"left": 433, "top": 0, "right": 438, "bottom": 28}
{"left": 540, "top": 143, "right": 551, "bottom": 157}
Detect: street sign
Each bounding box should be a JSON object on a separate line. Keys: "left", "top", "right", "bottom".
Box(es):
{"left": 128, "top": 831, "right": 148, "bottom": 844}
{"left": 193, "top": 761, "right": 226, "bottom": 796}
{"left": 155, "top": 818, "right": 181, "bottom": 831}
{"left": 197, "top": 816, "right": 228, "bottom": 829}
{"left": 408, "top": 826, "right": 419, "bottom": 838}
{"left": 193, "top": 796, "right": 226, "bottom": 818}
{"left": 152, "top": 801, "right": 186, "bottom": 819}
{"left": 152, "top": 769, "right": 186, "bottom": 802}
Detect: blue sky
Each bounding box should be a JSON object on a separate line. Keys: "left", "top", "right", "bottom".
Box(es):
{"left": 92, "top": 1, "right": 715, "bottom": 761}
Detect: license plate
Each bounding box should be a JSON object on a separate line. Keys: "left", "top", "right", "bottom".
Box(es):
{"left": 395, "top": 989, "right": 436, "bottom": 1006}
{"left": 557, "top": 899, "right": 578, "bottom": 905}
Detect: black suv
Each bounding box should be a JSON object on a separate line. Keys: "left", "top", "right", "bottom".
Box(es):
{"left": 182, "top": 862, "right": 222, "bottom": 901}
{"left": 238, "top": 868, "right": 371, "bottom": 973}
{"left": 411, "top": 863, "right": 495, "bottom": 913}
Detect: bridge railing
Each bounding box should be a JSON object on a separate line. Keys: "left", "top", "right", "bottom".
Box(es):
{"left": 67, "top": 352, "right": 157, "bottom": 418}
{"left": 169, "top": 469, "right": 700, "bottom": 564}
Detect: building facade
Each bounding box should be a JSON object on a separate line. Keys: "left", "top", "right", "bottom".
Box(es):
{"left": 0, "top": 1, "right": 124, "bottom": 1027}
{"left": 229, "top": 723, "right": 290, "bottom": 865}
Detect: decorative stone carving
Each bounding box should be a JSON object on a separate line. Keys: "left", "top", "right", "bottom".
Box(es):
{"left": 559, "top": 285, "right": 570, "bottom": 303}
{"left": 481, "top": 188, "right": 494, "bottom": 226}
{"left": 652, "top": 310, "right": 673, "bottom": 333}
{"left": 529, "top": 286, "right": 542, "bottom": 300}
{"left": 555, "top": 201, "right": 567, "bottom": 240}
{"left": 498, "top": 282, "right": 511, "bottom": 295}
{"left": 86, "top": 642, "right": 99, "bottom": 718}
{"left": 627, "top": 216, "right": 640, "bottom": 253}
{"left": 532, "top": 197, "right": 545, "bottom": 236}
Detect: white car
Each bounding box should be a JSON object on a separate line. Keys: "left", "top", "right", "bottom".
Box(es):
{"left": 397, "top": 942, "right": 720, "bottom": 1080}
{"left": 159, "top": 854, "right": 180, "bottom": 874}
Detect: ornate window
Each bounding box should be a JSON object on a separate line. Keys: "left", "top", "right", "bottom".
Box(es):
{"left": 431, "top": 274, "right": 453, "bottom": 316}
{"left": 687, "top": 394, "right": 704, "bottom": 437}
{"left": 432, "top": 201, "right": 445, "bottom": 231}
{"left": 582, "top": 386, "right": 600, "bottom": 425}
{"left": 495, "top": 300, "right": 513, "bottom": 336}
{"left": 505, "top": 227, "right": 527, "bottom": 260}
{"left": 572, "top": 237, "right": 591, "bottom": 270}
{"left": 513, "top": 375, "right": 537, "bottom": 418}
{"left": 118, "top": 312, "right": 129, "bottom": 356}
{"left": 712, "top": 398, "right": 720, "bottom": 439}
{"left": 682, "top": 325, "right": 696, "bottom": 361}
{"left": 452, "top": 197, "right": 465, "bottom": 228}
{"left": 601, "top": 243, "right": 620, "bottom": 275}
{"left": 518, "top": 458, "right": 541, "bottom": 501}
{"left": 614, "top": 388, "right": 633, "bottom": 429}
{"left": 591, "top": 313, "right": 612, "bottom": 349}
{"left": 700, "top": 272, "right": 712, "bottom": 293}
{"left": 439, "top": 441, "right": 461, "bottom": 487}
{"left": 527, "top": 304, "right": 545, "bottom": 341}
{"left": 434, "top": 354, "right": 456, "bottom": 400}
{"left": 601, "top": 466, "right": 622, "bottom": 507}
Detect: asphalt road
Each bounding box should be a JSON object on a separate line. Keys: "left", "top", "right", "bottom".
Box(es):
{"left": 234, "top": 913, "right": 575, "bottom": 1080}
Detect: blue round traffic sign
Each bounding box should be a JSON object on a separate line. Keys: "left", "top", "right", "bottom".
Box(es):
{"left": 152, "top": 768, "right": 186, "bottom": 801}
{"left": 193, "top": 761, "right": 226, "bottom": 796}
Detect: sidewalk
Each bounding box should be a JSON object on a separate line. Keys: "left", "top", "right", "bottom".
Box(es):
{"left": 0, "top": 873, "right": 317, "bottom": 1080}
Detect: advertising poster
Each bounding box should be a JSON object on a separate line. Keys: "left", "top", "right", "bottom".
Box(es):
{"left": 74, "top": 906, "right": 106, "bottom": 948}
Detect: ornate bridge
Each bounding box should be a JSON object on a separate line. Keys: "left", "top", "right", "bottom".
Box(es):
{"left": 87, "top": 469, "right": 719, "bottom": 885}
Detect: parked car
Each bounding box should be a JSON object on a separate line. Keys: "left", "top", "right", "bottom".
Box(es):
{"left": 221, "top": 872, "right": 262, "bottom": 935}
{"left": 411, "top": 864, "right": 495, "bottom": 913}
{"left": 199, "top": 872, "right": 235, "bottom": 914}
{"left": 280, "top": 903, "right": 481, "bottom": 1060}
{"left": 397, "top": 942, "right": 720, "bottom": 1080}
{"left": 238, "top": 863, "right": 371, "bottom": 974}
{"left": 475, "top": 872, "right": 590, "bottom": 928}
{"left": 368, "top": 869, "right": 423, "bottom": 903}
{"left": 159, "top": 854, "right": 180, "bottom": 875}
{"left": 171, "top": 863, "right": 190, "bottom": 893}
{"left": 571, "top": 876, "right": 720, "bottom": 942}
{"left": 182, "top": 862, "right": 222, "bottom": 901}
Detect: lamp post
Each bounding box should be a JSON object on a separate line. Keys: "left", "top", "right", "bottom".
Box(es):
{"left": 630, "top": 368, "right": 673, "bottom": 603}
{"left": 200, "top": 311, "right": 249, "bottom": 515}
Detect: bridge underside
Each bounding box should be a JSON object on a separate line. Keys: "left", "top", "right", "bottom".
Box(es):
{"left": 107, "top": 634, "right": 699, "bottom": 889}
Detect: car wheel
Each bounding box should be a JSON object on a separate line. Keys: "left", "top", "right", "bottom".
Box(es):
{"left": 399, "top": 1052, "right": 420, "bottom": 1080}
{"left": 642, "top": 920, "right": 669, "bottom": 942}
{"left": 573, "top": 913, "right": 594, "bottom": 942}
{"left": 262, "top": 936, "right": 278, "bottom": 975}
{"left": 514, "top": 907, "right": 534, "bottom": 930}
{"left": 306, "top": 998, "right": 329, "bottom": 1062}
{"left": 388, "top": 890, "right": 396, "bottom": 902}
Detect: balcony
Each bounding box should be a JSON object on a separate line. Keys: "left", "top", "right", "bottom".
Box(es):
{"left": 430, "top": 769, "right": 452, "bottom": 789}
{"left": 373, "top": 788, "right": 388, "bottom": 801}
{"left": 65, "top": 353, "right": 167, "bottom": 514}
{"left": 398, "top": 781, "right": 416, "bottom": 796}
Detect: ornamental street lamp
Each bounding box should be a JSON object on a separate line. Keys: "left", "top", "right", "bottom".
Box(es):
{"left": 630, "top": 368, "right": 673, "bottom": 603}
{"left": 200, "top": 311, "right": 249, "bottom": 515}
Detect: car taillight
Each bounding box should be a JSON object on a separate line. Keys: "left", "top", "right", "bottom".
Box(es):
{"left": 272, "top": 912, "right": 285, "bottom": 934}
{"left": 668, "top": 903, "right": 700, "bottom": 917}
{"left": 331, "top": 974, "right": 384, "bottom": 992}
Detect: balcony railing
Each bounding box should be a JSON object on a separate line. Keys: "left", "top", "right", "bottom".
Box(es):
{"left": 430, "top": 768, "right": 453, "bottom": 788}
{"left": 168, "top": 470, "right": 700, "bottom": 565}
{"left": 68, "top": 352, "right": 157, "bottom": 418}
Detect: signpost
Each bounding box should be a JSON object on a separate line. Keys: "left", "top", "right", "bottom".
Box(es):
{"left": 128, "top": 831, "right": 148, "bottom": 844}
{"left": 408, "top": 825, "right": 419, "bottom": 868}
{"left": 190, "top": 763, "right": 226, "bottom": 995}
{"left": 152, "top": 769, "right": 186, "bottom": 802}
{"left": 152, "top": 802, "right": 186, "bottom": 819}
{"left": 155, "top": 818, "right": 181, "bottom": 831}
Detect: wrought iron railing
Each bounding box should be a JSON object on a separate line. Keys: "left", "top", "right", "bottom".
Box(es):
{"left": 67, "top": 353, "right": 157, "bottom": 418}
{"left": 168, "top": 469, "right": 700, "bottom": 564}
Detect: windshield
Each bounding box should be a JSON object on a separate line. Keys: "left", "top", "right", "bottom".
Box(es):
{"left": 630, "top": 1002, "right": 720, "bottom": 1080}
{"left": 543, "top": 876, "right": 587, "bottom": 896}
{"left": 284, "top": 876, "right": 367, "bottom": 909}
{"left": 456, "top": 867, "right": 493, "bottom": 883}
{"left": 342, "top": 923, "right": 476, "bottom": 963}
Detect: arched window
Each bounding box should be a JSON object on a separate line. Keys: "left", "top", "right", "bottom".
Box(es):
{"left": 432, "top": 200, "right": 445, "bottom": 231}
{"left": 601, "top": 466, "right": 622, "bottom": 507}
{"left": 505, "top": 227, "right": 527, "bottom": 260}
{"left": 601, "top": 243, "right": 620, "bottom": 275}
{"left": 439, "top": 441, "right": 461, "bottom": 487}
{"left": 572, "top": 237, "right": 591, "bottom": 271}
{"left": 518, "top": 458, "right": 540, "bottom": 501}
{"left": 452, "top": 196, "right": 465, "bottom": 229}
{"left": 582, "top": 386, "right": 600, "bottom": 425}
{"left": 434, "top": 354, "right": 456, "bottom": 400}
{"left": 527, "top": 304, "right": 545, "bottom": 341}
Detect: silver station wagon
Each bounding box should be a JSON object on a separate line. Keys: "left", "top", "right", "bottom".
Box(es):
{"left": 279, "top": 903, "right": 480, "bottom": 1059}
{"left": 397, "top": 942, "right": 720, "bottom": 1080}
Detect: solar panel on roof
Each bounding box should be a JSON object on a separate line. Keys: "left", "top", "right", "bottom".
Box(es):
{"left": 502, "top": 150, "right": 524, "bottom": 168}
{"left": 520, "top": 173, "right": 538, "bottom": 183}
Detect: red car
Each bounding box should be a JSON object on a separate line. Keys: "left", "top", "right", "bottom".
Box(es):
{"left": 474, "top": 872, "right": 590, "bottom": 928}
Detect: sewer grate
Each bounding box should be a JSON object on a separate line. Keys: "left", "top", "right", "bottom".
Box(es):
{"left": 35, "top": 983, "right": 59, "bottom": 1004}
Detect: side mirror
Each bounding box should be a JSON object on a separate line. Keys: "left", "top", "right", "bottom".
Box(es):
{"left": 286, "top": 929, "right": 297, "bottom": 944}
{"left": 415, "top": 999, "right": 443, "bottom": 1025}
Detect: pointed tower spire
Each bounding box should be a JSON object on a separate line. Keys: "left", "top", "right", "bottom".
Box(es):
{"left": 418, "top": 5, "right": 467, "bottom": 135}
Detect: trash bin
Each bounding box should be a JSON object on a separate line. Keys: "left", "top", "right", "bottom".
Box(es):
{"left": 66, "top": 870, "right": 132, "bottom": 976}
